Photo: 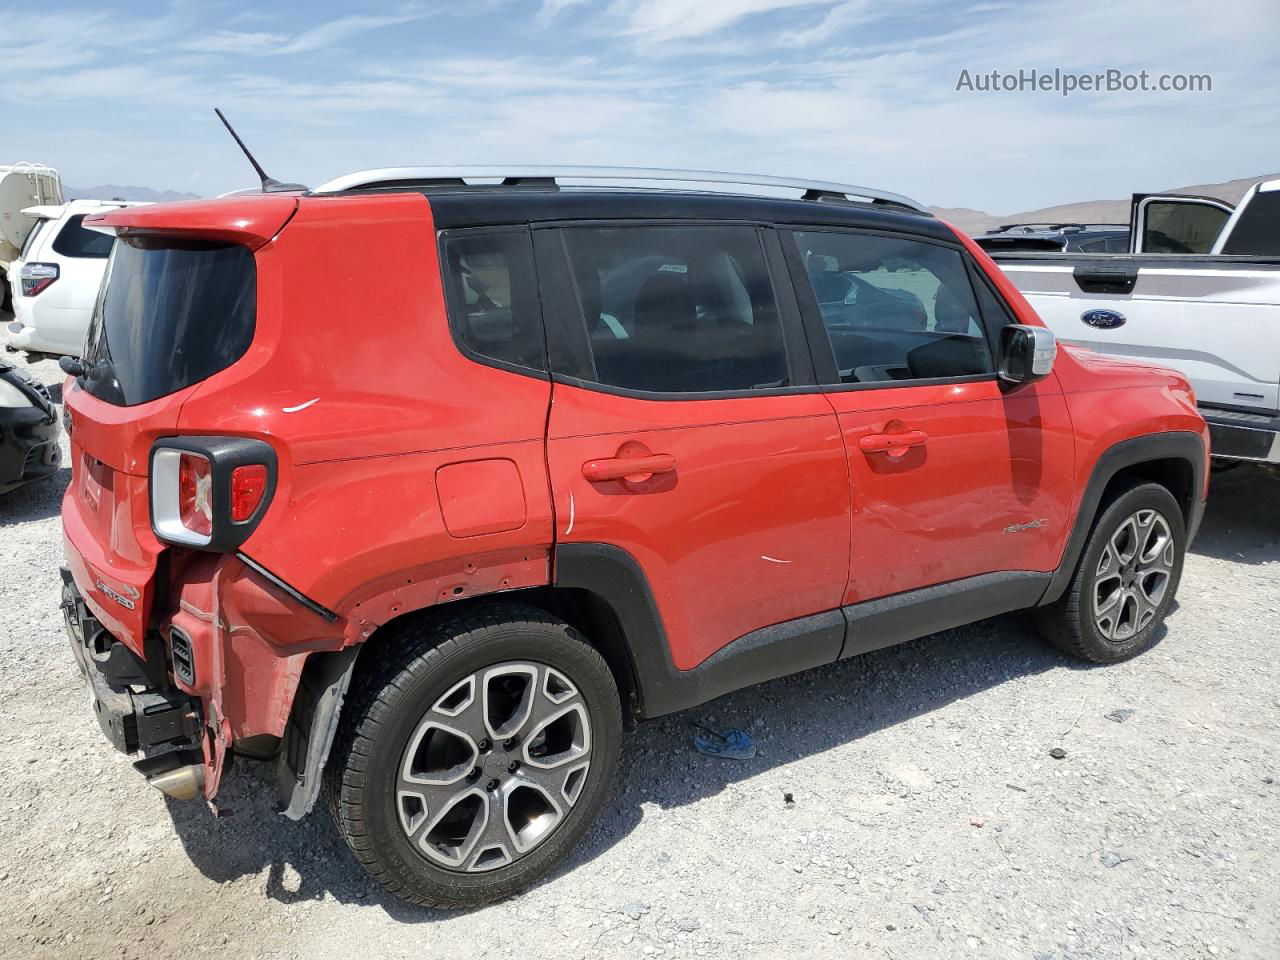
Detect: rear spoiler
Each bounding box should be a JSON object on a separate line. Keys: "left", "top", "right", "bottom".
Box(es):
{"left": 19, "top": 205, "right": 64, "bottom": 220}
{"left": 83, "top": 195, "right": 299, "bottom": 250}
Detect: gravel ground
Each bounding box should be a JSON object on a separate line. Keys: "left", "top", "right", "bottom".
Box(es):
{"left": 1, "top": 342, "right": 1277, "bottom": 960}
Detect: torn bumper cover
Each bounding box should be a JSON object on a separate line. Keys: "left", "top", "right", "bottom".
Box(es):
{"left": 61, "top": 568, "right": 201, "bottom": 756}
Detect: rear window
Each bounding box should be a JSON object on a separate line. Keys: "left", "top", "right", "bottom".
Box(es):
{"left": 1221, "top": 190, "right": 1280, "bottom": 256}
{"left": 52, "top": 214, "right": 115, "bottom": 259}
{"left": 81, "top": 237, "right": 256, "bottom": 406}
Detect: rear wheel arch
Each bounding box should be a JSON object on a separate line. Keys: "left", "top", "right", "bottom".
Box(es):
{"left": 277, "top": 575, "right": 652, "bottom": 818}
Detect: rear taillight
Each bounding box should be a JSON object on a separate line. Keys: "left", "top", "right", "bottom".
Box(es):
{"left": 150, "top": 438, "right": 277, "bottom": 551}
{"left": 177, "top": 452, "right": 213, "bottom": 537}
{"left": 230, "top": 464, "right": 268, "bottom": 523}
{"left": 20, "top": 262, "right": 58, "bottom": 297}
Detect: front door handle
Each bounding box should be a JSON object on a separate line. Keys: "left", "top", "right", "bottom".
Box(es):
{"left": 582, "top": 453, "right": 676, "bottom": 484}
{"left": 859, "top": 430, "right": 928, "bottom": 456}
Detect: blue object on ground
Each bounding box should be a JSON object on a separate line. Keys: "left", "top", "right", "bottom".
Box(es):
{"left": 692, "top": 726, "right": 756, "bottom": 760}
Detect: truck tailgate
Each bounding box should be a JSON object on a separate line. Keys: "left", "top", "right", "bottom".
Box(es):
{"left": 994, "top": 255, "right": 1280, "bottom": 412}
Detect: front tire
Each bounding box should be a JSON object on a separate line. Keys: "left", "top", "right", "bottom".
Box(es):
{"left": 1035, "top": 481, "right": 1186, "bottom": 663}
{"left": 325, "top": 603, "right": 622, "bottom": 909}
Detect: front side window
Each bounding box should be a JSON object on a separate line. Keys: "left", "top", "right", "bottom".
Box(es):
{"left": 52, "top": 214, "right": 115, "bottom": 259}
{"left": 441, "top": 230, "right": 545, "bottom": 372}
{"left": 792, "top": 230, "right": 994, "bottom": 385}
{"left": 559, "top": 225, "right": 788, "bottom": 394}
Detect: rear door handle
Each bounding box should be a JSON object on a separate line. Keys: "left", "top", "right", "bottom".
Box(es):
{"left": 859, "top": 430, "right": 928, "bottom": 456}
{"left": 582, "top": 453, "right": 676, "bottom": 483}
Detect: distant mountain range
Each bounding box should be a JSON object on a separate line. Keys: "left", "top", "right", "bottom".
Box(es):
{"left": 930, "top": 173, "right": 1278, "bottom": 236}
{"left": 63, "top": 185, "right": 201, "bottom": 203}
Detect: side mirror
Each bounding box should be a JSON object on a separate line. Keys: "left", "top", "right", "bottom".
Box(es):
{"left": 998, "top": 324, "right": 1056, "bottom": 387}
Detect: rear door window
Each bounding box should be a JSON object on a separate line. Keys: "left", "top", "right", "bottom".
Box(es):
{"left": 52, "top": 214, "right": 115, "bottom": 259}
{"left": 791, "top": 230, "right": 994, "bottom": 385}
{"left": 82, "top": 237, "right": 256, "bottom": 406}
{"left": 555, "top": 225, "right": 789, "bottom": 394}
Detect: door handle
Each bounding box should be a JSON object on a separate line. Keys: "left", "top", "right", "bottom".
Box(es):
{"left": 859, "top": 430, "right": 928, "bottom": 456}
{"left": 582, "top": 453, "right": 676, "bottom": 483}
{"left": 1072, "top": 265, "right": 1137, "bottom": 295}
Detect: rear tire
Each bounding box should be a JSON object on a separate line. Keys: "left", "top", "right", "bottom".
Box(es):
{"left": 325, "top": 603, "right": 622, "bottom": 909}
{"left": 1035, "top": 481, "right": 1186, "bottom": 664}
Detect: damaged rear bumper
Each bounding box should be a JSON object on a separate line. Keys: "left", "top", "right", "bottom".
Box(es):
{"left": 60, "top": 568, "right": 204, "bottom": 776}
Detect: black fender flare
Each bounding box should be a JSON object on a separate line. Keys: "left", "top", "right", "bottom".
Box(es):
{"left": 1039, "top": 430, "right": 1206, "bottom": 606}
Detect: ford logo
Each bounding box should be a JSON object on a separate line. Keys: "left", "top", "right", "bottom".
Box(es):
{"left": 1081, "top": 309, "right": 1126, "bottom": 329}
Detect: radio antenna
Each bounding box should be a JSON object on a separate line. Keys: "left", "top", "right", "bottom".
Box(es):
{"left": 214, "top": 108, "right": 307, "bottom": 193}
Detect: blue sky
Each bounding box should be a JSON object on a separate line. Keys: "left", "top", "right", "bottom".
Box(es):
{"left": 4, "top": 0, "right": 1277, "bottom": 212}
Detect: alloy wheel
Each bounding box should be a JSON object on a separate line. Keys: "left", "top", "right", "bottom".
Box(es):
{"left": 396, "top": 661, "right": 592, "bottom": 873}
{"left": 1092, "top": 508, "right": 1175, "bottom": 642}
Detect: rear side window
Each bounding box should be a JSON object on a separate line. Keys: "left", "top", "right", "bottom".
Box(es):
{"left": 558, "top": 225, "right": 788, "bottom": 394}
{"left": 792, "top": 230, "right": 994, "bottom": 385}
{"left": 441, "top": 230, "right": 545, "bottom": 372}
{"left": 20, "top": 219, "right": 48, "bottom": 260}
{"left": 52, "top": 214, "right": 115, "bottom": 259}
{"left": 1221, "top": 190, "right": 1280, "bottom": 256}
{"left": 82, "top": 238, "right": 255, "bottom": 406}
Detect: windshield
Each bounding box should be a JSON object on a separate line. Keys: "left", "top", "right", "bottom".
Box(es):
{"left": 81, "top": 236, "right": 256, "bottom": 406}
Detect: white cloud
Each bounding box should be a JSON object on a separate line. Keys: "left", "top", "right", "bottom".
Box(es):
{"left": 175, "top": 13, "right": 430, "bottom": 56}
{"left": 607, "top": 0, "right": 833, "bottom": 41}
{"left": 537, "top": 0, "right": 596, "bottom": 23}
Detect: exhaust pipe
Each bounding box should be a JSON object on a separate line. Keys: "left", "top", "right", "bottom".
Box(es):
{"left": 146, "top": 763, "right": 205, "bottom": 800}
{"left": 134, "top": 751, "right": 205, "bottom": 800}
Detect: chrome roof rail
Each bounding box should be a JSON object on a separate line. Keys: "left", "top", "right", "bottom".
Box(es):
{"left": 309, "top": 165, "right": 926, "bottom": 212}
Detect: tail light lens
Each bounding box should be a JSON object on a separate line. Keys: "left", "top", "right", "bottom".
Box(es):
{"left": 177, "top": 452, "right": 213, "bottom": 536}
{"left": 230, "top": 464, "right": 268, "bottom": 523}
{"left": 150, "top": 438, "right": 277, "bottom": 550}
{"left": 20, "top": 262, "right": 59, "bottom": 297}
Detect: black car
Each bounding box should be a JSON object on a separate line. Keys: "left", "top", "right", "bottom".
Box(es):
{"left": 0, "top": 356, "right": 61, "bottom": 494}
{"left": 975, "top": 223, "right": 1130, "bottom": 254}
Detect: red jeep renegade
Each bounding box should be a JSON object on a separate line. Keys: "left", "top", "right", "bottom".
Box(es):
{"left": 60, "top": 167, "right": 1208, "bottom": 908}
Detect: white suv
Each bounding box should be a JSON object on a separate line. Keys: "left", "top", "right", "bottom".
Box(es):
{"left": 5, "top": 199, "right": 148, "bottom": 359}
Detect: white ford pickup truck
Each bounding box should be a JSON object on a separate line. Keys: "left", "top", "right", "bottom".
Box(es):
{"left": 986, "top": 179, "right": 1280, "bottom": 464}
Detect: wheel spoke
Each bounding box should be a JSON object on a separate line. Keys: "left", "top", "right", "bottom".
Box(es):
{"left": 501, "top": 779, "right": 564, "bottom": 854}
{"left": 1136, "top": 569, "right": 1170, "bottom": 610}
{"left": 482, "top": 663, "right": 538, "bottom": 741}
{"left": 464, "top": 792, "right": 517, "bottom": 871}
{"left": 1095, "top": 541, "right": 1121, "bottom": 579}
{"left": 413, "top": 785, "right": 489, "bottom": 867}
{"left": 521, "top": 666, "right": 587, "bottom": 738}
{"left": 1109, "top": 517, "right": 1139, "bottom": 565}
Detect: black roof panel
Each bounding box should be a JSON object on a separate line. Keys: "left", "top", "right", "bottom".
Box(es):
{"left": 415, "top": 188, "right": 952, "bottom": 240}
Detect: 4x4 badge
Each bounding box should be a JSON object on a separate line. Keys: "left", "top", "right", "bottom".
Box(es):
{"left": 1004, "top": 518, "right": 1049, "bottom": 534}
{"left": 96, "top": 580, "right": 137, "bottom": 610}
